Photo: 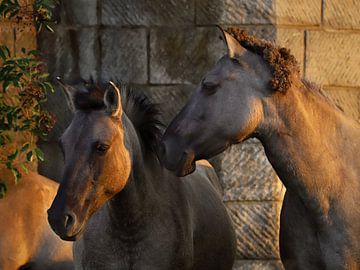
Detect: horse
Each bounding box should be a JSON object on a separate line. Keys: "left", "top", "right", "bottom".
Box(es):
{"left": 0, "top": 169, "right": 73, "bottom": 270}
{"left": 47, "top": 79, "right": 236, "bottom": 269}
{"left": 160, "top": 27, "right": 360, "bottom": 269}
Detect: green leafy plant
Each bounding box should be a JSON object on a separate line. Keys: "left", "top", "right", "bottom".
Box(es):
{"left": 0, "top": 0, "right": 57, "bottom": 198}
{"left": 0, "top": 0, "right": 57, "bottom": 31}
{"left": 0, "top": 46, "right": 55, "bottom": 182}
{"left": 0, "top": 0, "right": 20, "bottom": 18}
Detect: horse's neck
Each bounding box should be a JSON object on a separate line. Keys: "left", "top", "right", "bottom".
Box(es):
{"left": 260, "top": 81, "right": 360, "bottom": 218}
{"left": 108, "top": 174, "right": 150, "bottom": 236}
{"left": 108, "top": 125, "right": 158, "bottom": 237}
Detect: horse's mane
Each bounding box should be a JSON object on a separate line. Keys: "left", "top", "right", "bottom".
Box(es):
{"left": 73, "top": 81, "right": 163, "bottom": 157}
{"left": 226, "top": 28, "right": 346, "bottom": 113}
{"left": 226, "top": 27, "right": 300, "bottom": 93}
{"left": 301, "top": 79, "right": 344, "bottom": 112}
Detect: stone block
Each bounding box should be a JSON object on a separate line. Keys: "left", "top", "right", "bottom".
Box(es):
{"left": 150, "top": 27, "right": 225, "bottom": 84}
{"left": 226, "top": 201, "right": 281, "bottom": 259}
{"left": 101, "top": 28, "right": 147, "bottom": 84}
{"left": 102, "top": 0, "right": 194, "bottom": 26}
{"left": 37, "top": 29, "right": 57, "bottom": 76}
{"left": 149, "top": 25, "right": 277, "bottom": 84}
{"left": 240, "top": 25, "right": 276, "bottom": 42}
{"left": 211, "top": 139, "right": 283, "bottom": 201}
{"left": 233, "top": 260, "right": 284, "bottom": 270}
{"left": 145, "top": 85, "right": 195, "bottom": 124}
{"left": 324, "top": 0, "right": 360, "bottom": 29}
{"left": 305, "top": 31, "right": 360, "bottom": 87}
{"left": 77, "top": 28, "right": 99, "bottom": 80}
{"left": 324, "top": 87, "right": 360, "bottom": 122}
{"left": 275, "top": 0, "right": 321, "bottom": 25}
{"left": 59, "top": 0, "right": 98, "bottom": 26}
{"left": 276, "top": 28, "right": 304, "bottom": 74}
{"left": 39, "top": 27, "right": 99, "bottom": 82}
{"left": 41, "top": 84, "right": 73, "bottom": 141}
{"left": 196, "top": 0, "right": 275, "bottom": 25}
{"left": 39, "top": 27, "right": 78, "bottom": 82}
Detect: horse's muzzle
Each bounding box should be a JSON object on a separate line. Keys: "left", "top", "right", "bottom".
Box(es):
{"left": 159, "top": 138, "right": 196, "bottom": 177}
{"left": 47, "top": 206, "right": 82, "bottom": 241}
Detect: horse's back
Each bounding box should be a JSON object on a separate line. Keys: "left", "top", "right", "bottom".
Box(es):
{"left": 0, "top": 171, "right": 73, "bottom": 270}
{"left": 182, "top": 160, "right": 236, "bottom": 270}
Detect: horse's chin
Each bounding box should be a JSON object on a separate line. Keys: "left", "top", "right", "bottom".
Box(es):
{"left": 60, "top": 234, "right": 79, "bottom": 241}
{"left": 54, "top": 223, "right": 85, "bottom": 242}
{"left": 59, "top": 227, "right": 84, "bottom": 241}
{"left": 175, "top": 152, "right": 196, "bottom": 177}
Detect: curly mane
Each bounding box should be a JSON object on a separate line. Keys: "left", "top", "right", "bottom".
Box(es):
{"left": 226, "top": 27, "right": 300, "bottom": 93}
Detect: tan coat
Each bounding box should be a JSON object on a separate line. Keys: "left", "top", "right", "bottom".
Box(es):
{"left": 0, "top": 170, "right": 73, "bottom": 270}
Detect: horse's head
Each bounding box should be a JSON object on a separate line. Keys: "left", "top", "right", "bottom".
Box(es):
{"left": 48, "top": 80, "right": 131, "bottom": 241}
{"left": 160, "top": 27, "right": 298, "bottom": 176}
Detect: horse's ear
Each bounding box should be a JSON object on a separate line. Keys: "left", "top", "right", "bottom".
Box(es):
{"left": 56, "top": 76, "right": 76, "bottom": 112}
{"left": 104, "top": 81, "right": 122, "bottom": 118}
{"left": 217, "top": 26, "right": 246, "bottom": 59}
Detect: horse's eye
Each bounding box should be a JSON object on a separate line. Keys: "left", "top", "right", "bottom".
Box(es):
{"left": 202, "top": 82, "right": 218, "bottom": 95}
{"left": 95, "top": 143, "right": 110, "bottom": 154}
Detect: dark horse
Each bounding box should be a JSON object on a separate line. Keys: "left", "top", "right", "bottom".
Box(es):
{"left": 160, "top": 27, "right": 360, "bottom": 269}
{"left": 47, "top": 80, "right": 236, "bottom": 269}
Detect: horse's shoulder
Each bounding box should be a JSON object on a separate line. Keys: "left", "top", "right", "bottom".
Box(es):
{"left": 2, "top": 171, "right": 57, "bottom": 206}
{"left": 193, "top": 160, "right": 222, "bottom": 194}
{"left": 23, "top": 172, "right": 59, "bottom": 201}
{"left": 26, "top": 171, "right": 59, "bottom": 189}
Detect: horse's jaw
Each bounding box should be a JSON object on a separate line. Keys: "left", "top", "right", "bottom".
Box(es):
{"left": 161, "top": 149, "right": 196, "bottom": 177}
{"left": 174, "top": 152, "right": 196, "bottom": 177}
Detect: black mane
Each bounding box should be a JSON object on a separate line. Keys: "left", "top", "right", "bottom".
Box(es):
{"left": 73, "top": 81, "right": 163, "bottom": 157}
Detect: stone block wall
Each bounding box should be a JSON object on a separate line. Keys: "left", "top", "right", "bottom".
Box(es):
{"left": 276, "top": 0, "right": 360, "bottom": 122}
{"left": 37, "top": 1, "right": 360, "bottom": 269}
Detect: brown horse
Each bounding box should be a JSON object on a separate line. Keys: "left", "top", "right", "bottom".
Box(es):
{"left": 0, "top": 169, "right": 73, "bottom": 270}
{"left": 47, "top": 80, "right": 236, "bottom": 269}
{"left": 160, "top": 27, "right": 360, "bottom": 269}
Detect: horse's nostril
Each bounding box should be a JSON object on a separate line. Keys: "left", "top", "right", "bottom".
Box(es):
{"left": 64, "top": 211, "right": 76, "bottom": 231}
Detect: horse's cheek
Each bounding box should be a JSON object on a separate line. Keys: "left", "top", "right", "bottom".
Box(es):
{"left": 119, "top": 147, "right": 132, "bottom": 189}
{"left": 106, "top": 147, "right": 131, "bottom": 193}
